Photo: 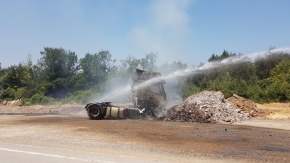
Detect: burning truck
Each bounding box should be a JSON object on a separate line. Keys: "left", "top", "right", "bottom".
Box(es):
{"left": 84, "top": 68, "right": 166, "bottom": 120}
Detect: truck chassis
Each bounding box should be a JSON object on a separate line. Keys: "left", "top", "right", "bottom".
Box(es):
{"left": 85, "top": 69, "right": 166, "bottom": 120}
{"left": 84, "top": 102, "right": 155, "bottom": 120}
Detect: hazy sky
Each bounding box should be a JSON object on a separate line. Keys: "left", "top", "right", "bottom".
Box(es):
{"left": 0, "top": 0, "right": 289, "bottom": 68}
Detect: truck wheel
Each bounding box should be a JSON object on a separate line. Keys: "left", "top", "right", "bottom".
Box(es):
{"left": 87, "top": 105, "right": 104, "bottom": 120}
{"left": 143, "top": 108, "right": 156, "bottom": 119}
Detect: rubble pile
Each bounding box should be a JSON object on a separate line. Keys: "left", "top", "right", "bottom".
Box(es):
{"left": 164, "top": 91, "right": 251, "bottom": 123}
{"left": 227, "top": 94, "right": 262, "bottom": 117}
{"left": 0, "top": 99, "right": 22, "bottom": 106}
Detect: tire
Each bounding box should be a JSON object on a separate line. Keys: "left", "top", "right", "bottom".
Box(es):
{"left": 87, "top": 105, "right": 105, "bottom": 120}
{"left": 143, "top": 108, "right": 156, "bottom": 119}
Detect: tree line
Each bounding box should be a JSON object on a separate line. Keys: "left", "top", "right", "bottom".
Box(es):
{"left": 181, "top": 49, "right": 290, "bottom": 103}
{"left": 0, "top": 47, "right": 290, "bottom": 105}
{"left": 0, "top": 47, "right": 186, "bottom": 104}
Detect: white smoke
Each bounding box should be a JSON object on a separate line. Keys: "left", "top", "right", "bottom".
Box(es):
{"left": 94, "top": 85, "right": 132, "bottom": 103}
{"left": 130, "top": 46, "right": 290, "bottom": 112}
{"left": 89, "top": 46, "right": 290, "bottom": 113}
{"left": 130, "top": 0, "right": 193, "bottom": 65}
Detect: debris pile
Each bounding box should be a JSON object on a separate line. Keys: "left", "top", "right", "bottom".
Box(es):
{"left": 0, "top": 99, "right": 22, "bottom": 106}
{"left": 164, "top": 91, "right": 251, "bottom": 123}
{"left": 227, "top": 94, "right": 263, "bottom": 118}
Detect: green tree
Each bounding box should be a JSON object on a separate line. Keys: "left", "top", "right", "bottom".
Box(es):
{"left": 119, "top": 56, "right": 141, "bottom": 74}
{"left": 254, "top": 52, "right": 290, "bottom": 80}
{"left": 0, "top": 58, "right": 33, "bottom": 100}
{"left": 208, "top": 50, "right": 238, "bottom": 62}
{"left": 269, "top": 60, "right": 290, "bottom": 81}
{"left": 37, "top": 47, "right": 78, "bottom": 81}
{"left": 79, "top": 50, "right": 115, "bottom": 89}
{"left": 140, "top": 52, "right": 157, "bottom": 71}
{"left": 264, "top": 60, "right": 290, "bottom": 101}
{"left": 227, "top": 62, "right": 256, "bottom": 81}
{"left": 35, "top": 47, "right": 78, "bottom": 98}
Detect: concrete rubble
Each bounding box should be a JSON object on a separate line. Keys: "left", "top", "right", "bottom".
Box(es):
{"left": 0, "top": 99, "right": 22, "bottom": 106}
{"left": 164, "top": 91, "right": 251, "bottom": 123}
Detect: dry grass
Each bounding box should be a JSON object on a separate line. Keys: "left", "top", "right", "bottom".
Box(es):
{"left": 255, "top": 103, "right": 290, "bottom": 120}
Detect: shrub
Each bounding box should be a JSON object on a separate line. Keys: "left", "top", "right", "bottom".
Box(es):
{"left": 68, "top": 90, "right": 93, "bottom": 104}
{"left": 30, "top": 94, "right": 56, "bottom": 105}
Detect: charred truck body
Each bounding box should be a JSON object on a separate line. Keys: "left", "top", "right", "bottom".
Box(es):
{"left": 84, "top": 69, "right": 166, "bottom": 120}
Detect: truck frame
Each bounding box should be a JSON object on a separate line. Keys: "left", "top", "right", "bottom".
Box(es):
{"left": 84, "top": 68, "right": 166, "bottom": 120}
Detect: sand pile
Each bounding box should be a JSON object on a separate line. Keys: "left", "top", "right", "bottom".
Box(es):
{"left": 164, "top": 91, "right": 251, "bottom": 123}
{"left": 227, "top": 94, "right": 263, "bottom": 117}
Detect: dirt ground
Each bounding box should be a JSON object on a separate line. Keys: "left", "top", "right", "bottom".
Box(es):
{"left": 255, "top": 103, "right": 290, "bottom": 120}
{"left": 0, "top": 103, "right": 290, "bottom": 163}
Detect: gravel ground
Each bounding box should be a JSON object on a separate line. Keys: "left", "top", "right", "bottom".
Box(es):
{"left": 0, "top": 104, "right": 289, "bottom": 163}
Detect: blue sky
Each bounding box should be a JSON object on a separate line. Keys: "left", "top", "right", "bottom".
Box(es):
{"left": 0, "top": 0, "right": 289, "bottom": 68}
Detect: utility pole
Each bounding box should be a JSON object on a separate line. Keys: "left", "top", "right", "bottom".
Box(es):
{"left": 0, "top": 62, "right": 1, "bottom": 69}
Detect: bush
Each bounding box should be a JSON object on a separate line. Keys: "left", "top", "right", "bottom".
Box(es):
{"left": 0, "top": 90, "right": 13, "bottom": 100}
{"left": 261, "top": 60, "right": 290, "bottom": 102}
{"left": 30, "top": 94, "right": 56, "bottom": 105}
{"left": 15, "top": 87, "right": 34, "bottom": 99}
{"left": 68, "top": 90, "right": 93, "bottom": 104}
{"left": 181, "top": 84, "right": 201, "bottom": 99}
{"left": 265, "top": 81, "right": 290, "bottom": 102}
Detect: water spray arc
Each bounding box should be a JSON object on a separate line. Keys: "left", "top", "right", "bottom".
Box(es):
{"left": 137, "top": 46, "right": 290, "bottom": 89}
{"left": 84, "top": 46, "right": 290, "bottom": 120}
{"left": 93, "top": 46, "right": 290, "bottom": 104}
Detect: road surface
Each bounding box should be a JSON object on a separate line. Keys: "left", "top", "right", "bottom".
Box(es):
{"left": 0, "top": 114, "right": 289, "bottom": 163}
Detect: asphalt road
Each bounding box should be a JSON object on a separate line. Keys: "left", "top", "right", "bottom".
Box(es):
{"left": 0, "top": 142, "right": 162, "bottom": 163}
{"left": 0, "top": 114, "right": 290, "bottom": 163}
